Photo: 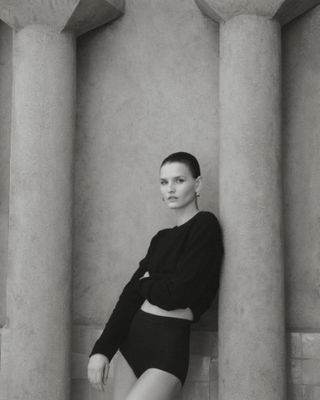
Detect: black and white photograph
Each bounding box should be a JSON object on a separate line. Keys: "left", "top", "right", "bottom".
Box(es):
{"left": 0, "top": 1, "right": 320, "bottom": 400}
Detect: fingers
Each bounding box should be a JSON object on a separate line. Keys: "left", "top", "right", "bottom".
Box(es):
{"left": 88, "top": 364, "right": 106, "bottom": 392}
{"left": 87, "top": 354, "right": 110, "bottom": 392}
{"left": 89, "top": 368, "right": 104, "bottom": 391}
{"left": 103, "top": 363, "right": 109, "bottom": 384}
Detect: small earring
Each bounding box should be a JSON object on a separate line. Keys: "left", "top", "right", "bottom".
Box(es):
{"left": 195, "top": 192, "right": 200, "bottom": 198}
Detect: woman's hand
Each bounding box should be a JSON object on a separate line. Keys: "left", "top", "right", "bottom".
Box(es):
{"left": 139, "top": 271, "right": 150, "bottom": 279}
{"left": 87, "top": 353, "right": 110, "bottom": 392}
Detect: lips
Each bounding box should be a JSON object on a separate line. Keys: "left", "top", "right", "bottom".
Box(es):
{"left": 168, "top": 196, "right": 178, "bottom": 200}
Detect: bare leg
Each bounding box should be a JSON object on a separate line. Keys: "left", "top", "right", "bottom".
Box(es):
{"left": 113, "top": 352, "right": 137, "bottom": 400}
{"left": 125, "top": 368, "right": 182, "bottom": 400}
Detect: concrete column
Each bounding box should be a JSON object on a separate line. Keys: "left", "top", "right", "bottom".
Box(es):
{"left": 195, "top": 1, "right": 320, "bottom": 399}
{"left": 0, "top": 2, "right": 123, "bottom": 400}
{"left": 2, "top": 25, "right": 75, "bottom": 400}
{"left": 0, "top": 2, "right": 123, "bottom": 399}
{"left": 218, "top": 15, "right": 285, "bottom": 400}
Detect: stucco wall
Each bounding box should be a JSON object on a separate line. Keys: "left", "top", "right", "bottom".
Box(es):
{"left": 73, "top": 0, "right": 320, "bottom": 336}
{"left": 73, "top": 0, "right": 220, "bottom": 329}
{"left": 0, "top": 2, "right": 319, "bottom": 398}
{"left": 0, "top": 22, "right": 12, "bottom": 327}
{"left": 283, "top": 6, "right": 320, "bottom": 331}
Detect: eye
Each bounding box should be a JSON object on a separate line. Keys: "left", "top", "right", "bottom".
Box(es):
{"left": 176, "top": 178, "right": 185, "bottom": 183}
{"left": 160, "top": 180, "right": 167, "bottom": 185}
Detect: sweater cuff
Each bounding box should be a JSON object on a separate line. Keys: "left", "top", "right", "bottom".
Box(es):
{"left": 138, "top": 276, "right": 154, "bottom": 298}
{"left": 89, "top": 338, "right": 116, "bottom": 361}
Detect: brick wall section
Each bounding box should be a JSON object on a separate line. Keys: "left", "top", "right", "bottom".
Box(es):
{"left": 1, "top": 327, "right": 318, "bottom": 399}
{"left": 0, "top": 328, "right": 1, "bottom": 370}
{"left": 69, "top": 328, "right": 320, "bottom": 400}
{"left": 71, "top": 326, "right": 218, "bottom": 400}
{"left": 289, "top": 332, "right": 320, "bottom": 400}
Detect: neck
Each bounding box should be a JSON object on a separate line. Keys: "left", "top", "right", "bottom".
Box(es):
{"left": 174, "top": 203, "right": 199, "bottom": 227}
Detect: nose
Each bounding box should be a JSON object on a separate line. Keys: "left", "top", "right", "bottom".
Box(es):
{"left": 168, "top": 182, "right": 175, "bottom": 193}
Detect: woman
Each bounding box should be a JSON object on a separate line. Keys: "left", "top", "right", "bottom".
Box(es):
{"left": 87, "top": 152, "right": 224, "bottom": 400}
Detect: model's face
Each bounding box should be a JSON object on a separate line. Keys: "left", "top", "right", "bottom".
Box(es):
{"left": 159, "top": 162, "right": 200, "bottom": 210}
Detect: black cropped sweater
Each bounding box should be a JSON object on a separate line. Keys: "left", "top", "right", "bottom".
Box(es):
{"left": 89, "top": 211, "right": 224, "bottom": 361}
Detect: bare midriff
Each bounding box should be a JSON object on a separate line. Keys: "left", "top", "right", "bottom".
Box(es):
{"left": 140, "top": 299, "right": 194, "bottom": 321}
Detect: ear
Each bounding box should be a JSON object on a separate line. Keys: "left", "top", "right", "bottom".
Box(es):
{"left": 195, "top": 175, "right": 202, "bottom": 194}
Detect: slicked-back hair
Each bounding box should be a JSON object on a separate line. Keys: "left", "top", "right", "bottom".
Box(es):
{"left": 160, "top": 152, "right": 201, "bottom": 179}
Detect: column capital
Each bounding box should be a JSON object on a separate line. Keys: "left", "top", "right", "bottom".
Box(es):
{"left": 0, "top": 0, "right": 124, "bottom": 36}
{"left": 195, "top": 0, "right": 320, "bottom": 26}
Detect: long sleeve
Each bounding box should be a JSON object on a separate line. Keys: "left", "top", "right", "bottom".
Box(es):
{"left": 89, "top": 233, "right": 158, "bottom": 361}
{"left": 138, "top": 214, "right": 223, "bottom": 312}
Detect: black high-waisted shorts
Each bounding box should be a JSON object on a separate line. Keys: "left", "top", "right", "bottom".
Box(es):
{"left": 119, "top": 309, "right": 191, "bottom": 386}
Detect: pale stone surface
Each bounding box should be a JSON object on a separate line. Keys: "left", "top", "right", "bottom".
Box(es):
{"left": 291, "top": 359, "right": 303, "bottom": 384}
{"left": 190, "top": 330, "right": 218, "bottom": 357}
{"left": 64, "top": 0, "right": 124, "bottom": 36}
{"left": 187, "top": 355, "right": 210, "bottom": 381}
{"left": 0, "top": 0, "right": 124, "bottom": 35}
{"left": 71, "top": 328, "right": 320, "bottom": 398}
{"left": 195, "top": 0, "right": 284, "bottom": 22}
{"left": 302, "top": 360, "right": 320, "bottom": 385}
{"left": 195, "top": 0, "right": 320, "bottom": 25}
{"left": 71, "top": 379, "right": 90, "bottom": 400}
{"left": 210, "top": 332, "right": 218, "bottom": 358}
{"left": 0, "top": 3, "right": 123, "bottom": 399}
{"left": 72, "top": 325, "right": 93, "bottom": 354}
{"left": 0, "top": 21, "right": 12, "bottom": 327}
{"left": 0, "top": 0, "right": 77, "bottom": 31}
{"left": 218, "top": 14, "right": 285, "bottom": 400}
{"left": 289, "top": 385, "right": 320, "bottom": 400}
{"left": 182, "top": 381, "right": 209, "bottom": 400}
{"left": 283, "top": 5, "right": 320, "bottom": 330}
{"left": 0, "top": 326, "right": 9, "bottom": 369}
{"left": 291, "top": 333, "right": 302, "bottom": 358}
{"left": 209, "top": 359, "right": 218, "bottom": 400}
{"left": 288, "top": 384, "right": 305, "bottom": 400}
{"left": 276, "top": 0, "right": 320, "bottom": 25}
{"left": 74, "top": 0, "right": 220, "bottom": 328}
{"left": 302, "top": 333, "right": 320, "bottom": 359}
{"left": 72, "top": 353, "right": 89, "bottom": 379}
{"left": 310, "top": 386, "right": 320, "bottom": 400}
{"left": 1, "top": 25, "right": 75, "bottom": 400}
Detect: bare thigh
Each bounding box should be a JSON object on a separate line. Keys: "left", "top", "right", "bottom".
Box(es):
{"left": 125, "top": 368, "right": 182, "bottom": 400}
{"left": 113, "top": 352, "right": 137, "bottom": 400}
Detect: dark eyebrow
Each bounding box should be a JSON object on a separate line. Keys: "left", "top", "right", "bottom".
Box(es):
{"left": 159, "top": 175, "right": 187, "bottom": 180}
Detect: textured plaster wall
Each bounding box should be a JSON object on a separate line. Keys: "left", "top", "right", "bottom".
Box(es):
{"left": 283, "top": 6, "right": 320, "bottom": 330}
{"left": 73, "top": 0, "right": 220, "bottom": 329}
{"left": 0, "top": 22, "right": 12, "bottom": 327}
